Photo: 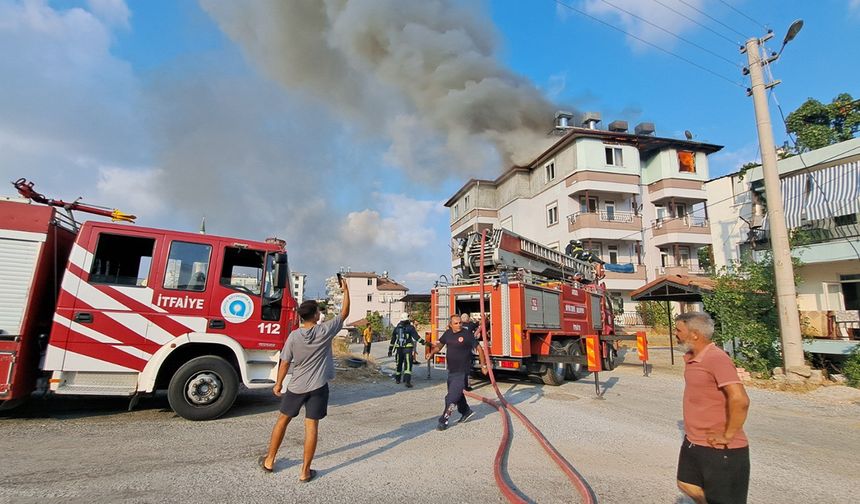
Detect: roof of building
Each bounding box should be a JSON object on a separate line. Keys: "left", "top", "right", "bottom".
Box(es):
{"left": 445, "top": 127, "right": 723, "bottom": 207}
{"left": 630, "top": 274, "right": 716, "bottom": 302}
{"left": 342, "top": 271, "right": 377, "bottom": 278}
{"left": 377, "top": 277, "right": 408, "bottom": 291}
{"left": 342, "top": 271, "right": 408, "bottom": 291}
{"left": 400, "top": 293, "right": 431, "bottom": 303}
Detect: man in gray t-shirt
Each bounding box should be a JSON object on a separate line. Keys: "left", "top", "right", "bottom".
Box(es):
{"left": 259, "top": 277, "right": 350, "bottom": 483}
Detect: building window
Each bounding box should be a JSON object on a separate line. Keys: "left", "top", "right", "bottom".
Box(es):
{"left": 608, "top": 245, "right": 618, "bottom": 264}
{"left": 547, "top": 241, "right": 559, "bottom": 251}
{"left": 678, "top": 150, "right": 696, "bottom": 173}
{"left": 544, "top": 161, "right": 556, "bottom": 183}
{"left": 604, "top": 200, "right": 615, "bottom": 221}
{"left": 547, "top": 202, "right": 559, "bottom": 226}
{"left": 367, "top": 294, "right": 373, "bottom": 302}
{"left": 453, "top": 203, "right": 460, "bottom": 219}
{"left": 579, "top": 196, "right": 598, "bottom": 213}
{"left": 586, "top": 242, "right": 602, "bottom": 260}
{"left": 367, "top": 278, "right": 373, "bottom": 286}
{"left": 464, "top": 195, "right": 471, "bottom": 210}
{"left": 605, "top": 147, "right": 623, "bottom": 166}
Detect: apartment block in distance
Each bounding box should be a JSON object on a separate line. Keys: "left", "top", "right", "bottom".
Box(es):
{"left": 445, "top": 112, "right": 722, "bottom": 323}
{"left": 339, "top": 271, "right": 408, "bottom": 327}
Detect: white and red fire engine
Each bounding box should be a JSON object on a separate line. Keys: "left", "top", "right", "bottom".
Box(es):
{"left": 0, "top": 179, "right": 297, "bottom": 420}
{"left": 431, "top": 228, "right": 637, "bottom": 384}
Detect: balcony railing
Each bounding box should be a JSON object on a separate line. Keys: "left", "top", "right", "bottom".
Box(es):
{"left": 750, "top": 215, "right": 860, "bottom": 249}
{"left": 568, "top": 209, "right": 637, "bottom": 224}
{"left": 615, "top": 311, "right": 646, "bottom": 327}
{"left": 655, "top": 265, "right": 708, "bottom": 277}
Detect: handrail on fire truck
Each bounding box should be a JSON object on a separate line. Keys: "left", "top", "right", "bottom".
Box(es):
{"left": 12, "top": 178, "right": 136, "bottom": 225}
{"left": 456, "top": 227, "right": 597, "bottom": 284}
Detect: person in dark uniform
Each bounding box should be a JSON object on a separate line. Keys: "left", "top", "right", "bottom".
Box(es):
{"left": 388, "top": 313, "right": 425, "bottom": 388}
{"left": 428, "top": 314, "right": 489, "bottom": 431}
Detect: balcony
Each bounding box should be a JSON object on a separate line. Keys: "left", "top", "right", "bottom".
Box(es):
{"left": 654, "top": 264, "right": 709, "bottom": 277}
{"left": 651, "top": 216, "right": 711, "bottom": 247}
{"left": 567, "top": 210, "right": 642, "bottom": 240}
{"left": 648, "top": 178, "right": 706, "bottom": 203}
{"left": 748, "top": 215, "right": 860, "bottom": 264}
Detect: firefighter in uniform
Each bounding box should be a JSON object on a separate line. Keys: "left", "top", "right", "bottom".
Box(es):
{"left": 388, "top": 313, "right": 426, "bottom": 388}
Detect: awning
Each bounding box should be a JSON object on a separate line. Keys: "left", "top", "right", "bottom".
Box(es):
{"left": 762, "top": 171, "right": 808, "bottom": 230}
{"left": 806, "top": 161, "right": 860, "bottom": 220}
{"left": 630, "top": 274, "right": 715, "bottom": 302}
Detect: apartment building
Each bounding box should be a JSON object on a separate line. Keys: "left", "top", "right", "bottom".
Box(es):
{"left": 706, "top": 137, "right": 860, "bottom": 338}
{"left": 340, "top": 271, "right": 408, "bottom": 327}
{"left": 290, "top": 272, "right": 307, "bottom": 304}
{"left": 445, "top": 113, "right": 722, "bottom": 321}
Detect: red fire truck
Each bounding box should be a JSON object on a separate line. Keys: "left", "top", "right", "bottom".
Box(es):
{"left": 431, "top": 228, "right": 628, "bottom": 385}
{"left": 0, "top": 179, "right": 297, "bottom": 420}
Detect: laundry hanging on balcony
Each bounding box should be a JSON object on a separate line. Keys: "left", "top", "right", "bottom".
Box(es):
{"left": 604, "top": 263, "right": 635, "bottom": 273}
{"left": 805, "top": 161, "right": 860, "bottom": 220}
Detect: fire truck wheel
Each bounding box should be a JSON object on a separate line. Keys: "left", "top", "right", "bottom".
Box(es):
{"left": 168, "top": 356, "right": 239, "bottom": 421}
{"left": 602, "top": 344, "right": 618, "bottom": 371}
{"left": 563, "top": 341, "right": 587, "bottom": 381}
{"left": 540, "top": 342, "right": 567, "bottom": 386}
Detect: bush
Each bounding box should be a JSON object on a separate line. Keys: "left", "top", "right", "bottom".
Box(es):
{"left": 636, "top": 301, "right": 673, "bottom": 330}
{"left": 843, "top": 348, "right": 860, "bottom": 388}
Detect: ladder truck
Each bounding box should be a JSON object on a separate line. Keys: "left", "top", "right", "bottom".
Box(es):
{"left": 430, "top": 228, "right": 630, "bottom": 385}
{"left": 0, "top": 179, "right": 297, "bottom": 420}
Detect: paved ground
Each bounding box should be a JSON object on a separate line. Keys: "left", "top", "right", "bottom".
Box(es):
{"left": 1, "top": 344, "right": 858, "bottom": 504}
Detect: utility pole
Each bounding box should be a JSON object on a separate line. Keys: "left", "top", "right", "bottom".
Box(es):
{"left": 741, "top": 28, "right": 809, "bottom": 376}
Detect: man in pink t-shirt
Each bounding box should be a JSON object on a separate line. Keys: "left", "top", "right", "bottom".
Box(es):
{"left": 675, "top": 312, "right": 751, "bottom": 504}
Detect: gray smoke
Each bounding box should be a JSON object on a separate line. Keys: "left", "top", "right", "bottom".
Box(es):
{"left": 199, "top": 0, "right": 556, "bottom": 178}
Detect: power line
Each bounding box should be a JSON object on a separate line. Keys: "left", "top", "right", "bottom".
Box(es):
{"left": 674, "top": 0, "right": 749, "bottom": 40}
{"left": 714, "top": 0, "right": 767, "bottom": 31}
{"left": 553, "top": 0, "right": 745, "bottom": 88}
{"left": 597, "top": 0, "right": 743, "bottom": 69}
{"left": 648, "top": 0, "right": 740, "bottom": 46}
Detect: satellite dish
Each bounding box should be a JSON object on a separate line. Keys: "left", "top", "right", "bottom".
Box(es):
{"left": 684, "top": 130, "right": 693, "bottom": 140}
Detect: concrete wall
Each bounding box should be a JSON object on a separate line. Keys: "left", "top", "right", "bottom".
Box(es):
{"left": 642, "top": 149, "right": 710, "bottom": 185}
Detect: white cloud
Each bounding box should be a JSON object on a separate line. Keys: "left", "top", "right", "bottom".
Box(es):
{"left": 0, "top": 0, "right": 146, "bottom": 201}
{"left": 580, "top": 0, "right": 709, "bottom": 51}
{"left": 95, "top": 166, "right": 166, "bottom": 218}
{"left": 86, "top": 0, "right": 130, "bottom": 28}
{"left": 709, "top": 142, "right": 759, "bottom": 178}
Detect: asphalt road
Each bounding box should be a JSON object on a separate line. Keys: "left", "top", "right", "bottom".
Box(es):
{"left": 1, "top": 344, "right": 858, "bottom": 504}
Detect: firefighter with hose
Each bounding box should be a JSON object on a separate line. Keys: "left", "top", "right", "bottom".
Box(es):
{"left": 388, "top": 313, "right": 425, "bottom": 388}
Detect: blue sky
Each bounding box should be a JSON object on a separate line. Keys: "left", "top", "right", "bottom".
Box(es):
{"left": 1, "top": 0, "right": 857, "bottom": 297}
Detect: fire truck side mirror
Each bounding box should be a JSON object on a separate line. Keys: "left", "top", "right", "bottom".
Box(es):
{"left": 272, "top": 253, "right": 289, "bottom": 289}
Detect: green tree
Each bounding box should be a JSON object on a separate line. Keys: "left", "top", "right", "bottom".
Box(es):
{"left": 366, "top": 311, "right": 390, "bottom": 341}
{"left": 409, "top": 301, "right": 430, "bottom": 325}
{"left": 785, "top": 93, "right": 860, "bottom": 152}
{"left": 636, "top": 301, "right": 673, "bottom": 330}
{"left": 702, "top": 250, "right": 803, "bottom": 373}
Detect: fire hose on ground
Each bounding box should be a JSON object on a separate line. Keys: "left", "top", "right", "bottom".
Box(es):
{"left": 464, "top": 229, "right": 598, "bottom": 504}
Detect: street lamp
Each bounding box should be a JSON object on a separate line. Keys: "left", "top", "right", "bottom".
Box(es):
{"left": 741, "top": 20, "right": 809, "bottom": 377}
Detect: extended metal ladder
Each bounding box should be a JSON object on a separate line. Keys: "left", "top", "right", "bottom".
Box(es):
{"left": 459, "top": 228, "right": 595, "bottom": 283}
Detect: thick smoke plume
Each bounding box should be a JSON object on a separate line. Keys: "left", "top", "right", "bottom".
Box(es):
{"left": 200, "top": 0, "right": 556, "bottom": 178}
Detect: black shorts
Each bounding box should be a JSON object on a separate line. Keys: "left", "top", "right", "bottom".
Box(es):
{"left": 279, "top": 383, "right": 330, "bottom": 420}
{"left": 677, "top": 438, "right": 750, "bottom": 504}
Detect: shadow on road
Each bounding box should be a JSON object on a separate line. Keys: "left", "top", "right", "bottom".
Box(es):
{"left": 315, "top": 415, "right": 439, "bottom": 475}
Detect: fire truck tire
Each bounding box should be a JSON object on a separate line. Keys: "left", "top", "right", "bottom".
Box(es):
{"left": 168, "top": 356, "right": 239, "bottom": 421}
{"left": 602, "top": 344, "right": 618, "bottom": 371}
{"left": 540, "top": 342, "right": 567, "bottom": 386}
{"left": 563, "top": 341, "right": 587, "bottom": 381}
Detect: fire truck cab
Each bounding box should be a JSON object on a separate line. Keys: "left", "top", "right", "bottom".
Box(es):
{"left": 1, "top": 193, "right": 297, "bottom": 420}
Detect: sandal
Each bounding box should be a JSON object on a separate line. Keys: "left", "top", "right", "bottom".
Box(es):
{"left": 299, "top": 469, "right": 317, "bottom": 483}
